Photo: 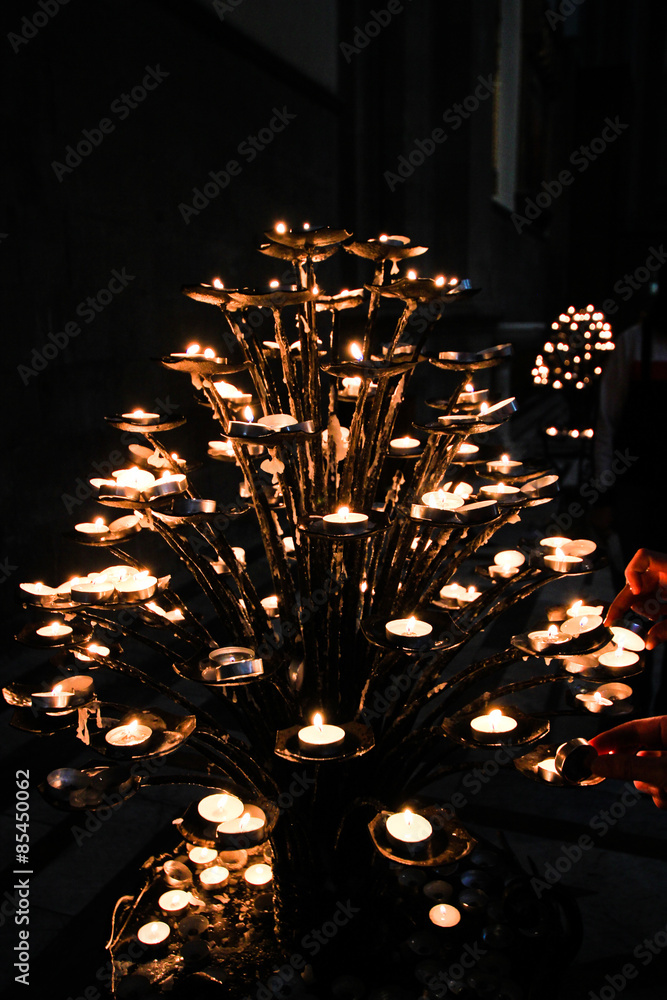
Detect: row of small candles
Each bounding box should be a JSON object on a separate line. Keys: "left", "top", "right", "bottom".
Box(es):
{"left": 22, "top": 565, "right": 158, "bottom": 605}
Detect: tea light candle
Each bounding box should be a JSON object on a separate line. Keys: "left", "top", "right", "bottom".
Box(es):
{"left": 527, "top": 624, "right": 569, "bottom": 650}
{"left": 73, "top": 644, "right": 110, "bottom": 662}
{"left": 158, "top": 890, "right": 191, "bottom": 914}
{"left": 479, "top": 483, "right": 521, "bottom": 502}
{"left": 115, "top": 572, "right": 157, "bottom": 600}
{"left": 597, "top": 682, "right": 633, "bottom": 701}
{"left": 74, "top": 518, "right": 109, "bottom": 538}
{"left": 197, "top": 793, "right": 244, "bottom": 824}
{"left": 120, "top": 409, "right": 161, "bottom": 424}
{"left": 108, "top": 514, "right": 142, "bottom": 535}
{"left": 458, "top": 383, "right": 488, "bottom": 405}
{"left": 598, "top": 644, "right": 640, "bottom": 669}
{"left": 188, "top": 846, "right": 218, "bottom": 866}
{"left": 544, "top": 548, "right": 582, "bottom": 573}
{"left": 566, "top": 600, "right": 604, "bottom": 618}
{"left": 457, "top": 586, "right": 481, "bottom": 606}
{"left": 385, "top": 808, "right": 432, "bottom": 847}
{"left": 539, "top": 536, "right": 572, "bottom": 552}
{"left": 105, "top": 719, "right": 152, "bottom": 747}
{"left": 489, "top": 550, "right": 525, "bottom": 579}
{"left": 114, "top": 467, "right": 156, "bottom": 491}
{"left": 385, "top": 616, "right": 433, "bottom": 645}
{"left": 36, "top": 622, "right": 73, "bottom": 639}
{"left": 537, "top": 757, "right": 559, "bottom": 781}
{"left": 70, "top": 579, "right": 115, "bottom": 603}
{"left": 137, "top": 921, "right": 170, "bottom": 947}
{"left": 576, "top": 690, "right": 613, "bottom": 713}
{"left": 322, "top": 506, "right": 369, "bottom": 534}
{"left": 217, "top": 805, "right": 266, "bottom": 845}
{"left": 257, "top": 413, "right": 298, "bottom": 431}
{"left": 452, "top": 441, "right": 479, "bottom": 458}
{"left": 213, "top": 380, "right": 252, "bottom": 404}
{"left": 486, "top": 454, "right": 522, "bottom": 474}
{"left": 261, "top": 595, "right": 280, "bottom": 618}
{"left": 341, "top": 376, "right": 362, "bottom": 397}
{"left": 199, "top": 865, "right": 230, "bottom": 888}
{"left": 20, "top": 582, "right": 59, "bottom": 599}
{"left": 609, "top": 626, "right": 645, "bottom": 652}
{"left": 560, "top": 614, "right": 603, "bottom": 637}
{"left": 439, "top": 583, "right": 467, "bottom": 606}
{"left": 31, "top": 683, "right": 74, "bottom": 710}
{"left": 421, "top": 490, "right": 465, "bottom": 511}
{"left": 298, "top": 713, "right": 346, "bottom": 755}
{"left": 470, "top": 709, "right": 517, "bottom": 735}
{"left": 562, "top": 539, "right": 597, "bottom": 558}
{"left": 389, "top": 436, "right": 421, "bottom": 455}
{"left": 428, "top": 903, "right": 461, "bottom": 928}
{"left": 244, "top": 864, "right": 272, "bottom": 886}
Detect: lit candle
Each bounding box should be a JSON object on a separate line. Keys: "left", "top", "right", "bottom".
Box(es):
{"left": 114, "top": 467, "right": 156, "bottom": 491}
{"left": 188, "top": 846, "right": 218, "bottom": 866}
{"left": 298, "top": 713, "right": 346, "bottom": 755}
{"left": 108, "top": 514, "right": 142, "bottom": 536}
{"left": 322, "top": 506, "right": 369, "bottom": 534}
{"left": 539, "top": 536, "right": 572, "bottom": 552}
{"left": 257, "top": 413, "right": 299, "bottom": 431}
{"left": 36, "top": 622, "right": 73, "bottom": 639}
{"left": 31, "top": 683, "right": 73, "bottom": 710}
{"left": 489, "top": 550, "right": 525, "bottom": 579}
{"left": 389, "top": 436, "right": 421, "bottom": 455}
{"left": 74, "top": 518, "right": 109, "bottom": 538}
{"left": 458, "top": 383, "right": 489, "bottom": 405}
{"left": 428, "top": 904, "right": 462, "bottom": 928}
{"left": 260, "top": 594, "right": 280, "bottom": 618}
{"left": 341, "top": 376, "right": 362, "bottom": 397}
{"left": 576, "top": 690, "right": 613, "bottom": 713}
{"left": 438, "top": 583, "right": 467, "bottom": 607}
{"left": 120, "top": 409, "right": 161, "bottom": 423}
{"left": 470, "top": 709, "right": 518, "bottom": 736}
{"left": 209, "top": 439, "right": 236, "bottom": 458}
{"left": 244, "top": 864, "right": 272, "bottom": 886}
{"left": 456, "top": 586, "right": 481, "bottom": 607}
{"left": 536, "top": 757, "right": 559, "bottom": 781}
{"left": 385, "top": 616, "right": 433, "bottom": 646}
{"left": 385, "top": 808, "right": 432, "bottom": 848}
{"left": 105, "top": 719, "right": 152, "bottom": 747}
{"left": 486, "top": 454, "right": 522, "bottom": 474}
{"left": 115, "top": 572, "right": 158, "bottom": 601}
{"left": 213, "top": 380, "right": 252, "bottom": 404}
{"left": 544, "top": 548, "right": 582, "bottom": 573}
{"left": 73, "top": 643, "right": 110, "bottom": 661}
{"left": 158, "top": 889, "right": 191, "bottom": 914}
{"left": 479, "top": 484, "right": 521, "bottom": 502}
{"left": 566, "top": 600, "right": 604, "bottom": 618}
{"left": 70, "top": 579, "right": 115, "bottom": 603}
{"left": 559, "top": 614, "right": 603, "bottom": 637}
{"left": 198, "top": 865, "right": 230, "bottom": 888}
{"left": 137, "top": 921, "right": 170, "bottom": 947}
{"left": 217, "top": 806, "right": 266, "bottom": 846}
{"left": 598, "top": 642, "right": 640, "bottom": 669}
{"left": 562, "top": 539, "right": 597, "bottom": 558}
{"left": 421, "top": 490, "right": 465, "bottom": 511}
{"left": 20, "top": 582, "right": 59, "bottom": 599}
{"left": 452, "top": 441, "right": 479, "bottom": 458}
{"left": 608, "top": 626, "right": 645, "bottom": 652}
{"left": 197, "top": 792, "right": 244, "bottom": 824}
{"left": 527, "top": 624, "right": 569, "bottom": 650}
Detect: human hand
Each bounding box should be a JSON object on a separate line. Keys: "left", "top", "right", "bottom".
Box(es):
{"left": 590, "top": 716, "right": 667, "bottom": 809}
{"left": 605, "top": 548, "right": 667, "bottom": 649}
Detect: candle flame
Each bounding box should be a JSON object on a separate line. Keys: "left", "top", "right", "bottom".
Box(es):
{"left": 53, "top": 683, "right": 62, "bottom": 694}
{"left": 131, "top": 409, "right": 144, "bottom": 417}
{"left": 465, "top": 383, "right": 474, "bottom": 392}
{"left": 313, "top": 713, "right": 323, "bottom": 731}
{"left": 555, "top": 548, "right": 565, "bottom": 560}
{"left": 594, "top": 691, "right": 603, "bottom": 704}
{"left": 570, "top": 600, "right": 582, "bottom": 614}
{"left": 204, "top": 348, "right": 215, "bottom": 359}
{"left": 128, "top": 719, "right": 140, "bottom": 734}
{"left": 338, "top": 506, "right": 350, "bottom": 521}
{"left": 186, "top": 343, "right": 200, "bottom": 355}
{"left": 302, "top": 222, "right": 310, "bottom": 230}
{"left": 239, "top": 813, "right": 251, "bottom": 831}
{"left": 488, "top": 709, "right": 502, "bottom": 732}
{"left": 480, "top": 402, "right": 489, "bottom": 414}
{"left": 435, "top": 275, "right": 446, "bottom": 287}
{"left": 406, "top": 616, "right": 416, "bottom": 635}
{"left": 379, "top": 234, "right": 388, "bottom": 242}
{"left": 403, "top": 808, "right": 413, "bottom": 826}
{"left": 580, "top": 616, "right": 588, "bottom": 627}
{"left": 243, "top": 406, "right": 254, "bottom": 423}
{"left": 94, "top": 518, "right": 105, "bottom": 528}
{"left": 312, "top": 284, "right": 319, "bottom": 295}
{"left": 407, "top": 269, "right": 417, "bottom": 280}
{"left": 547, "top": 625, "right": 559, "bottom": 639}
{"left": 350, "top": 342, "right": 364, "bottom": 361}
{"left": 212, "top": 277, "right": 224, "bottom": 289}
{"left": 269, "top": 279, "right": 280, "bottom": 288}
{"left": 275, "top": 221, "right": 287, "bottom": 234}
{"left": 615, "top": 641, "right": 625, "bottom": 656}
{"left": 501, "top": 454, "right": 509, "bottom": 463}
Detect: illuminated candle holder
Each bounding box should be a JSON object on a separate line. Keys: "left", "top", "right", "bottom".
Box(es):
{"left": 385, "top": 616, "right": 433, "bottom": 648}
{"left": 574, "top": 689, "right": 614, "bottom": 714}
{"left": 514, "top": 743, "right": 605, "bottom": 787}
{"left": 385, "top": 808, "right": 433, "bottom": 855}
{"left": 554, "top": 738, "right": 599, "bottom": 784}
{"left": 443, "top": 706, "right": 548, "bottom": 749}
{"left": 216, "top": 804, "right": 267, "bottom": 849}
{"left": 136, "top": 920, "right": 171, "bottom": 952}
{"left": 105, "top": 719, "right": 153, "bottom": 748}
{"left": 369, "top": 806, "right": 476, "bottom": 867}
{"left": 543, "top": 548, "right": 582, "bottom": 573}
{"left": 158, "top": 889, "right": 191, "bottom": 915}
{"left": 275, "top": 720, "right": 374, "bottom": 764}
{"left": 198, "top": 865, "right": 230, "bottom": 890}
{"left": 479, "top": 483, "right": 522, "bottom": 504}
{"left": 389, "top": 435, "right": 422, "bottom": 457}
{"left": 322, "top": 507, "right": 369, "bottom": 535}
{"left": 204, "top": 647, "right": 264, "bottom": 681}
{"left": 105, "top": 412, "right": 186, "bottom": 434}
{"left": 297, "top": 713, "right": 346, "bottom": 756}
{"left": 429, "top": 903, "right": 462, "bottom": 929}
{"left": 428, "top": 343, "right": 513, "bottom": 372}
{"left": 469, "top": 709, "right": 518, "bottom": 744}
{"left": 31, "top": 675, "right": 94, "bottom": 712}
{"left": 488, "top": 550, "right": 525, "bottom": 579}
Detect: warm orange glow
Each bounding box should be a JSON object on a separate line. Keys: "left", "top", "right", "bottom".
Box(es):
{"left": 275, "top": 221, "right": 287, "bottom": 234}
{"left": 350, "top": 342, "right": 363, "bottom": 361}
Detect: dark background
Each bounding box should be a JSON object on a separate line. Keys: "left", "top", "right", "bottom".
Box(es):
{"left": 2, "top": 1, "right": 667, "bottom": 997}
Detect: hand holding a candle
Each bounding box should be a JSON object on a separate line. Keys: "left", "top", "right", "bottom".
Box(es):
{"left": 590, "top": 716, "right": 667, "bottom": 809}
{"left": 605, "top": 548, "right": 667, "bottom": 649}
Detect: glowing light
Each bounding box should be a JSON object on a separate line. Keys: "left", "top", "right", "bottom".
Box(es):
{"left": 435, "top": 275, "right": 446, "bottom": 287}
{"left": 212, "top": 278, "right": 224, "bottom": 289}
{"left": 350, "top": 342, "right": 364, "bottom": 361}
{"left": 243, "top": 406, "right": 254, "bottom": 423}
{"left": 275, "top": 221, "right": 287, "bottom": 234}
{"left": 269, "top": 279, "right": 280, "bottom": 288}
{"left": 186, "top": 344, "right": 200, "bottom": 355}
{"left": 407, "top": 269, "right": 417, "bottom": 280}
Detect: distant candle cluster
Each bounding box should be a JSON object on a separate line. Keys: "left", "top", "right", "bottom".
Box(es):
{"left": 532, "top": 305, "right": 613, "bottom": 389}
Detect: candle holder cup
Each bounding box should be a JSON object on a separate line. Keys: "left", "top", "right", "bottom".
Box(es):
{"left": 369, "top": 806, "right": 476, "bottom": 867}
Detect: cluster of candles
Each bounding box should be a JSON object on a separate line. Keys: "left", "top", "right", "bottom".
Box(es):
{"left": 23, "top": 566, "right": 157, "bottom": 606}
{"left": 539, "top": 536, "right": 596, "bottom": 573}
{"left": 532, "top": 305, "right": 613, "bottom": 387}
{"left": 545, "top": 426, "right": 594, "bottom": 439}
{"left": 91, "top": 467, "right": 187, "bottom": 500}
{"left": 197, "top": 793, "right": 268, "bottom": 844}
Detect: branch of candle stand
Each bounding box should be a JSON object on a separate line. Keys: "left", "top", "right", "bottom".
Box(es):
{"left": 361, "top": 262, "right": 385, "bottom": 358}
{"left": 333, "top": 795, "right": 389, "bottom": 854}
{"left": 108, "top": 866, "right": 155, "bottom": 953}
{"left": 75, "top": 607, "right": 193, "bottom": 662}
{"left": 359, "top": 375, "right": 407, "bottom": 510}
{"left": 271, "top": 307, "right": 305, "bottom": 422}
{"left": 337, "top": 378, "right": 372, "bottom": 505}
{"left": 461, "top": 673, "right": 570, "bottom": 716}
{"left": 426, "top": 509, "right": 519, "bottom": 601}
{"left": 221, "top": 307, "right": 279, "bottom": 414}
{"left": 375, "top": 727, "right": 454, "bottom": 797}
{"left": 399, "top": 526, "right": 461, "bottom": 614}
{"left": 372, "top": 515, "right": 421, "bottom": 618}
{"left": 383, "top": 300, "right": 417, "bottom": 363}
{"left": 191, "top": 731, "right": 280, "bottom": 799}
{"left": 463, "top": 570, "right": 556, "bottom": 636}
{"left": 459, "top": 565, "right": 537, "bottom": 627}
{"left": 411, "top": 757, "right": 510, "bottom": 792}
{"left": 302, "top": 292, "right": 328, "bottom": 512}
{"left": 325, "top": 385, "right": 339, "bottom": 504}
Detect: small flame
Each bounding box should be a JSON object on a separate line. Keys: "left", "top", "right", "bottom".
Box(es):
{"left": 204, "top": 348, "right": 215, "bottom": 359}
{"left": 501, "top": 454, "right": 509, "bottom": 464}
{"left": 212, "top": 277, "right": 224, "bottom": 289}
{"left": 580, "top": 616, "right": 588, "bottom": 628}
{"left": 128, "top": 719, "right": 140, "bottom": 734}
{"left": 239, "top": 813, "right": 251, "bottom": 831}
{"left": 312, "top": 284, "right": 319, "bottom": 295}
{"left": 555, "top": 548, "right": 565, "bottom": 560}
{"left": 547, "top": 625, "right": 559, "bottom": 639}
{"left": 93, "top": 517, "right": 105, "bottom": 528}
{"left": 302, "top": 222, "right": 310, "bottom": 230}
{"left": 275, "top": 221, "right": 287, "bottom": 235}
{"left": 407, "top": 269, "right": 417, "bottom": 280}
{"left": 243, "top": 406, "right": 254, "bottom": 423}
{"left": 379, "top": 234, "right": 388, "bottom": 243}
{"left": 404, "top": 808, "right": 413, "bottom": 826}
{"left": 406, "top": 616, "right": 416, "bottom": 635}
{"left": 186, "top": 343, "right": 200, "bottom": 355}
{"left": 338, "top": 506, "right": 350, "bottom": 521}
{"left": 488, "top": 709, "right": 502, "bottom": 732}
{"left": 594, "top": 691, "right": 603, "bottom": 704}
{"left": 269, "top": 279, "right": 280, "bottom": 289}
{"left": 570, "top": 600, "right": 583, "bottom": 615}
{"left": 350, "top": 342, "right": 364, "bottom": 362}
{"left": 313, "top": 713, "right": 323, "bottom": 731}
{"left": 480, "top": 402, "right": 489, "bottom": 414}
{"left": 615, "top": 641, "right": 625, "bottom": 656}
{"left": 53, "top": 683, "right": 63, "bottom": 695}
{"left": 131, "top": 409, "right": 145, "bottom": 417}
{"left": 465, "top": 383, "right": 474, "bottom": 392}
{"left": 435, "top": 275, "right": 446, "bottom": 287}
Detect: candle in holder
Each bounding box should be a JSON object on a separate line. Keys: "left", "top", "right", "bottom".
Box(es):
{"left": 536, "top": 757, "right": 559, "bottom": 782}
{"left": 562, "top": 538, "right": 597, "bottom": 558}
{"left": 608, "top": 626, "right": 645, "bottom": 652}
{"left": 105, "top": 719, "right": 152, "bottom": 747}
{"left": 566, "top": 600, "right": 604, "bottom": 618}
{"left": 261, "top": 595, "right": 280, "bottom": 618}
{"left": 389, "top": 435, "right": 421, "bottom": 455}
{"left": 452, "top": 441, "right": 479, "bottom": 459}
{"left": 137, "top": 921, "right": 170, "bottom": 947}
{"left": 36, "top": 622, "right": 73, "bottom": 640}
{"left": 70, "top": 578, "right": 115, "bottom": 603}
{"left": 421, "top": 489, "right": 465, "bottom": 511}
{"left": 74, "top": 643, "right": 110, "bottom": 662}
{"left": 385, "top": 808, "right": 432, "bottom": 849}
{"left": 20, "top": 582, "right": 59, "bottom": 600}
{"left": 188, "top": 846, "right": 218, "bottom": 866}
{"left": 544, "top": 547, "right": 582, "bottom": 573}
{"left": 539, "top": 536, "right": 572, "bottom": 552}
{"left": 158, "top": 889, "right": 191, "bottom": 914}
{"left": 213, "top": 380, "right": 252, "bottom": 404}
{"left": 197, "top": 792, "right": 244, "bottom": 824}
{"left": 438, "top": 583, "right": 467, "bottom": 607}
{"left": 576, "top": 690, "right": 613, "bottom": 713}
{"left": 428, "top": 903, "right": 462, "bottom": 928}
{"left": 257, "top": 413, "right": 299, "bottom": 431}
{"left": 341, "top": 376, "right": 362, "bottom": 397}
{"left": 559, "top": 614, "right": 603, "bottom": 637}
{"left": 458, "top": 383, "right": 488, "bottom": 405}
{"left": 527, "top": 624, "right": 569, "bottom": 651}
{"left": 489, "top": 550, "right": 525, "bottom": 579}
{"left": 322, "top": 506, "right": 369, "bottom": 534}
{"left": 217, "top": 805, "right": 266, "bottom": 845}
{"left": 31, "top": 682, "right": 73, "bottom": 711}
{"left": 74, "top": 518, "right": 110, "bottom": 538}
{"left": 457, "top": 586, "right": 481, "bottom": 607}
{"left": 244, "top": 864, "right": 272, "bottom": 886}
{"left": 470, "top": 709, "right": 517, "bottom": 736}
{"left": 486, "top": 454, "right": 522, "bottom": 475}
{"left": 598, "top": 642, "right": 640, "bottom": 669}
{"left": 198, "top": 865, "right": 230, "bottom": 889}
{"left": 298, "top": 713, "right": 346, "bottom": 755}
{"left": 479, "top": 483, "right": 521, "bottom": 502}
{"left": 114, "top": 467, "right": 157, "bottom": 491}
{"left": 115, "top": 572, "right": 157, "bottom": 601}
{"left": 120, "top": 409, "right": 161, "bottom": 424}
{"left": 385, "top": 616, "right": 433, "bottom": 646}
